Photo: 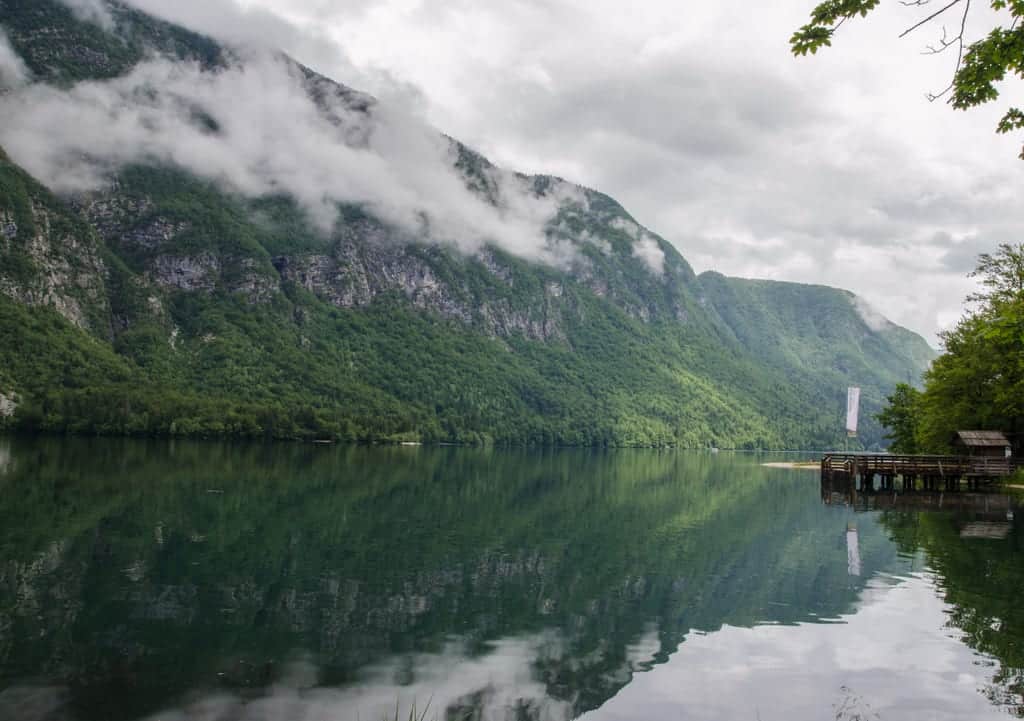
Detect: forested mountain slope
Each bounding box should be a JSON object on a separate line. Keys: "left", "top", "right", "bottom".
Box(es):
{"left": 0, "top": 0, "right": 934, "bottom": 448}
{"left": 698, "top": 272, "right": 936, "bottom": 445}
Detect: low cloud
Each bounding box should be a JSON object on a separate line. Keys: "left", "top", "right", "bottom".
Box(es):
{"left": 290, "top": 0, "right": 1021, "bottom": 343}
{"left": 610, "top": 217, "right": 666, "bottom": 275}
{"left": 122, "top": 0, "right": 357, "bottom": 84}
{"left": 6, "top": 0, "right": 1016, "bottom": 339}
{"left": 0, "top": 30, "right": 28, "bottom": 90}
{"left": 851, "top": 295, "right": 891, "bottom": 333}
{"left": 0, "top": 50, "right": 583, "bottom": 267}
{"left": 633, "top": 236, "right": 666, "bottom": 275}
{"left": 57, "top": 0, "right": 115, "bottom": 29}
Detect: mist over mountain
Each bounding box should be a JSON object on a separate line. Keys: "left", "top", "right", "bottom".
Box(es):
{"left": 0, "top": 0, "right": 934, "bottom": 448}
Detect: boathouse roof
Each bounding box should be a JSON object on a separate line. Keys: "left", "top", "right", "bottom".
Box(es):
{"left": 952, "top": 430, "right": 1011, "bottom": 448}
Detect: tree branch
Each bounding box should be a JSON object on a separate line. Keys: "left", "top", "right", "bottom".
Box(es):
{"left": 925, "top": 0, "right": 970, "bottom": 101}
{"left": 898, "top": 0, "right": 965, "bottom": 38}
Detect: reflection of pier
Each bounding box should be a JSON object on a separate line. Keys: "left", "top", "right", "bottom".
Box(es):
{"left": 821, "top": 453, "right": 1018, "bottom": 493}
{"left": 821, "top": 468, "right": 1017, "bottom": 521}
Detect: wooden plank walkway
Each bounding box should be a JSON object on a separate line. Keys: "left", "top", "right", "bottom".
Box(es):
{"left": 821, "top": 452, "right": 1019, "bottom": 492}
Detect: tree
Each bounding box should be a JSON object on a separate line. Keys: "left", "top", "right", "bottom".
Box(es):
{"left": 876, "top": 382, "right": 921, "bottom": 452}
{"left": 883, "top": 243, "right": 1024, "bottom": 452}
{"left": 969, "top": 242, "right": 1024, "bottom": 305}
{"left": 792, "top": 1, "right": 1024, "bottom": 157}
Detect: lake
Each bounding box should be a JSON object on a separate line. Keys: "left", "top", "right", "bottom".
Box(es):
{"left": 0, "top": 438, "right": 1021, "bottom": 720}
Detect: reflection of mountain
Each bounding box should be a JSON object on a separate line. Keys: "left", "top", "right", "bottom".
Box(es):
{"left": 0, "top": 439, "right": 907, "bottom": 720}
{"left": 880, "top": 510, "right": 1024, "bottom": 716}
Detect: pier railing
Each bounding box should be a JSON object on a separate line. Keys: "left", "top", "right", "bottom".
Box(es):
{"left": 821, "top": 453, "right": 1019, "bottom": 481}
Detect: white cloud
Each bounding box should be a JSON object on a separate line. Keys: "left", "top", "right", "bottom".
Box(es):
{"left": 57, "top": 0, "right": 115, "bottom": 30}
{"left": 7, "top": 0, "right": 1021, "bottom": 340}
{"left": 610, "top": 217, "right": 666, "bottom": 275}
{"left": 852, "top": 295, "right": 892, "bottom": 333}
{"left": 235, "top": 0, "right": 1017, "bottom": 343}
{"left": 633, "top": 236, "right": 665, "bottom": 276}
{"left": 123, "top": 0, "right": 358, "bottom": 84}
{"left": 119, "top": 634, "right": 573, "bottom": 721}
{"left": 0, "top": 30, "right": 28, "bottom": 90}
{"left": 0, "top": 51, "right": 582, "bottom": 267}
{"left": 583, "top": 574, "right": 1007, "bottom": 721}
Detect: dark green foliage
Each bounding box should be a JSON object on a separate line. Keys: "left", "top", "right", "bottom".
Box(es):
{"left": 248, "top": 195, "right": 334, "bottom": 255}
{"left": 0, "top": 150, "right": 42, "bottom": 286}
{"left": 114, "top": 165, "right": 275, "bottom": 270}
{"left": 875, "top": 382, "right": 921, "bottom": 453}
{"left": 0, "top": 297, "right": 132, "bottom": 394}
{"left": 0, "top": 0, "right": 227, "bottom": 85}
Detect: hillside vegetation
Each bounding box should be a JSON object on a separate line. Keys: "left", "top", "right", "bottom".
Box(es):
{"left": 0, "top": 0, "right": 935, "bottom": 448}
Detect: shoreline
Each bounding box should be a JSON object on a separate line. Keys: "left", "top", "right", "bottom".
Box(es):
{"left": 761, "top": 461, "right": 820, "bottom": 470}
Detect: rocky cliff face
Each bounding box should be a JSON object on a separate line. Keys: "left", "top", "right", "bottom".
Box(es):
{"left": 273, "top": 245, "right": 571, "bottom": 342}
{"left": 0, "top": 176, "right": 109, "bottom": 333}
{"left": 0, "top": 0, "right": 935, "bottom": 449}
{"left": 72, "top": 178, "right": 582, "bottom": 341}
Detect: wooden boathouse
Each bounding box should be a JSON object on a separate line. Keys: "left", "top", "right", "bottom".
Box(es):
{"left": 951, "top": 430, "right": 1012, "bottom": 458}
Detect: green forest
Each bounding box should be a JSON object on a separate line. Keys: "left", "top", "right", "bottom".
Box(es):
{"left": 0, "top": 0, "right": 935, "bottom": 450}
{"left": 0, "top": 152, "right": 932, "bottom": 449}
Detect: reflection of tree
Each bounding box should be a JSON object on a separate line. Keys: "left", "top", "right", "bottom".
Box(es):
{"left": 833, "top": 685, "right": 881, "bottom": 721}
{"left": 880, "top": 510, "right": 1024, "bottom": 716}
{"left": 0, "top": 439, "right": 904, "bottom": 720}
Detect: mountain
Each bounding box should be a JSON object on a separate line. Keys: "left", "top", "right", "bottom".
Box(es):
{"left": 698, "top": 272, "right": 936, "bottom": 443}
{"left": 0, "top": 0, "right": 935, "bottom": 449}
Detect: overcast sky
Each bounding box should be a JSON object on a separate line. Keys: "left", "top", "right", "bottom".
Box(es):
{"left": 117, "top": 1, "right": 1024, "bottom": 343}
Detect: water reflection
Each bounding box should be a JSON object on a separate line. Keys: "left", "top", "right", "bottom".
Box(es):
{"left": 822, "top": 470, "right": 1018, "bottom": 520}
{"left": 0, "top": 440, "right": 1019, "bottom": 720}
{"left": 821, "top": 470, "right": 1024, "bottom": 716}
{"left": 881, "top": 504, "right": 1024, "bottom": 716}
{"left": 586, "top": 574, "right": 1000, "bottom": 721}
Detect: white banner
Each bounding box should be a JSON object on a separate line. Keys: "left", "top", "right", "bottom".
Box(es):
{"left": 846, "top": 387, "right": 861, "bottom": 435}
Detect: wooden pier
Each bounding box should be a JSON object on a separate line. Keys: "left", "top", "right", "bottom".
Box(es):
{"left": 821, "top": 452, "right": 1019, "bottom": 493}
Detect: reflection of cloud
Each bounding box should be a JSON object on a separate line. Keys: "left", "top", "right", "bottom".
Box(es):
{"left": 625, "top": 622, "right": 661, "bottom": 671}
{"left": 124, "top": 634, "right": 573, "bottom": 721}
{"left": 0, "top": 685, "right": 68, "bottom": 721}
{"left": 584, "top": 574, "right": 1008, "bottom": 721}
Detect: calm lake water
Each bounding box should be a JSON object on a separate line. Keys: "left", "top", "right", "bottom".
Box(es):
{"left": 0, "top": 438, "right": 1022, "bottom": 721}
